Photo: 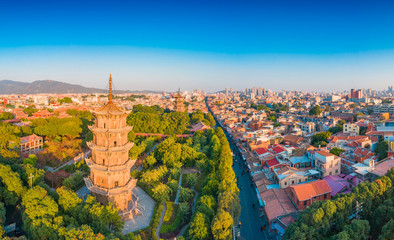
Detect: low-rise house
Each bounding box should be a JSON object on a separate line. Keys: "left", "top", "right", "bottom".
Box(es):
{"left": 287, "top": 179, "right": 332, "bottom": 210}
{"left": 343, "top": 123, "right": 360, "bottom": 135}
{"left": 20, "top": 134, "right": 43, "bottom": 157}
{"left": 190, "top": 121, "right": 210, "bottom": 132}
{"left": 260, "top": 188, "right": 298, "bottom": 237}
{"left": 282, "top": 134, "right": 304, "bottom": 146}
{"left": 274, "top": 166, "right": 319, "bottom": 188}
{"left": 289, "top": 155, "right": 314, "bottom": 168}
{"left": 315, "top": 150, "right": 341, "bottom": 177}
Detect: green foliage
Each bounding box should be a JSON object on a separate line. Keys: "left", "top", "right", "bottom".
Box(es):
{"left": 23, "top": 106, "right": 38, "bottom": 116}
{"left": 311, "top": 131, "right": 332, "bottom": 147}
{"left": 250, "top": 103, "right": 270, "bottom": 112}
{"left": 62, "top": 170, "right": 85, "bottom": 191}
{"left": 374, "top": 140, "right": 388, "bottom": 160}
{"left": 378, "top": 218, "right": 394, "bottom": 240}
{"left": 32, "top": 117, "right": 83, "bottom": 139}
{"left": 152, "top": 183, "right": 171, "bottom": 202}
{"left": 23, "top": 154, "right": 38, "bottom": 166}
{"left": 58, "top": 97, "right": 73, "bottom": 105}
{"left": 21, "top": 164, "right": 45, "bottom": 187}
{"left": 143, "top": 155, "right": 157, "bottom": 168}
{"left": 188, "top": 212, "right": 210, "bottom": 240}
{"left": 185, "top": 174, "right": 197, "bottom": 188}
{"left": 330, "top": 147, "right": 344, "bottom": 156}
{"left": 179, "top": 187, "right": 194, "bottom": 203}
{"left": 127, "top": 104, "right": 190, "bottom": 134}
{"left": 211, "top": 210, "right": 233, "bottom": 240}
{"left": 0, "top": 112, "right": 14, "bottom": 120}
{"left": 0, "top": 163, "right": 26, "bottom": 205}
{"left": 309, "top": 105, "right": 321, "bottom": 116}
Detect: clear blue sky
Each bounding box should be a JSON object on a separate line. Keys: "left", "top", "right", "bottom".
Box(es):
{"left": 1, "top": 0, "right": 394, "bottom": 92}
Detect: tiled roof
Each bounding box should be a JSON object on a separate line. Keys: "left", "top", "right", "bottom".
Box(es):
{"left": 20, "top": 134, "right": 42, "bottom": 143}
{"left": 316, "top": 150, "right": 334, "bottom": 157}
{"left": 260, "top": 188, "right": 297, "bottom": 222}
{"left": 290, "top": 180, "right": 332, "bottom": 201}
{"left": 255, "top": 147, "right": 269, "bottom": 155}
{"left": 323, "top": 175, "right": 348, "bottom": 196}
{"left": 266, "top": 158, "right": 280, "bottom": 167}
{"left": 271, "top": 145, "right": 286, "bottom": 154}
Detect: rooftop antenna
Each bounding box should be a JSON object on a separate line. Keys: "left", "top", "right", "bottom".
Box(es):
{"left": 109, "top": 74, "right": 113, "bottom": 103}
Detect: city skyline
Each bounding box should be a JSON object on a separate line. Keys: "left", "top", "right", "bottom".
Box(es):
{"left": 1, "top": 0, "right": 394, "bottom": 92}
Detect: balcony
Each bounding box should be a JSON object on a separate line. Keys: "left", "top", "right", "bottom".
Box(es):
{"left": 88, "top": 125, "right": 133, "bottom": 133}
{"left": 84, "top": 177, "right": 137, "bottom": 196}
{"left": 85, "top": 158, "right": 136, "bottom": 172}
{"left": 87, "top": 141, "right": 134, "bottom": 152}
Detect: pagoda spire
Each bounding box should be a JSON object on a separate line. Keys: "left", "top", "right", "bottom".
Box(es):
{"left": 109, "top": 74, "right": 113, "bottom": 103}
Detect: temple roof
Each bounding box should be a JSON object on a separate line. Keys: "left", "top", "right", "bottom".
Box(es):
{"left": 94, "top": 102, "right": 128, "bottom": 115}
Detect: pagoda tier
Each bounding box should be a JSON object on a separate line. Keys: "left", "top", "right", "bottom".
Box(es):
{"left": 85, "top": 158, "right": 136, "bottom": 172}
{"left": 84, "top": 177, "right": 137, "bottom": 196}
{"left": 87, "top": 141, "right": 134, "bottom": 152}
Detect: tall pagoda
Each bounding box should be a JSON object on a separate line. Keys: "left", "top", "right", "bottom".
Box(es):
{"left": 84, "top": 74, "right": 138, "bottom": 216}
{"left": 174, "top": 88, "right": 186, "bottom": 112}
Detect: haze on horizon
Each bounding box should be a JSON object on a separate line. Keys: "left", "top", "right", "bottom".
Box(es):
{"left": 1, "top": 0, "right": 394, "bottom": 93}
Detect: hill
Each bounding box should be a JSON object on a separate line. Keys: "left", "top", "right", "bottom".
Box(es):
{"left": 0, "top": 80, "right": 163, "bottom": 94}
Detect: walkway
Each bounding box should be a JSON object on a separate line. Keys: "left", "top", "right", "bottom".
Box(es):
{"left": 135, "top": 133, "right": 193, "bottom": 138}
{"left": 122, "top": 187, "right": 156, "bottom": 234}
{"left": 156, "top": 202, "right": 167, "bottom": 240}
{"left": 47, "top": 150, "right": 91, "bottom": 172}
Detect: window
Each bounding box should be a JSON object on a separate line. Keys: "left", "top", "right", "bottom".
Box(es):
{"left": 324, "top": 194, "right": 327, "bottom": 199}
{"left": 304, "top": 201, "right": 307, "bottom": 206}
{"left": 284, "top": 182, "right": 287, "bottom": 185}
{"left": 104, "top": 123, "right": 106, "bottom": 128}
{"left": 299, "top": 179, "right": 301, "bottom": 183}
{"left": 114, "top": 141, "right": 117, "bottom": 147}
{"left": 335, "top": 169, "right": 338, "bottom": 174}
{"left": 103, "top": 159, "right": 105, "bottom": 165}
{"left": 292, "top": 180, "right": 295, "bottom": 184}
{"left": 115, "top": 181, "right": 119, "bottom": 187}
{"left": 329, "top": 172, "right": 332, "bottom": 175}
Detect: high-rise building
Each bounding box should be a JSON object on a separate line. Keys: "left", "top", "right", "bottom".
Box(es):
{"left": 84, "top": 74, "right": 138, "bottom": 216}
{"left": 225, "top": 87, "right": 229, "bottom": 96}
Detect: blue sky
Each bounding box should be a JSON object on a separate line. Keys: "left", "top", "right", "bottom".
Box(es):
{"left": 1, "top": 0, "right": 394, "bottom": 92}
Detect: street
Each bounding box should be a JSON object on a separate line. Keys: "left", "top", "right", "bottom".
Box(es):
{"left": 229, "top": 137, "right": 268, "bottom": 240}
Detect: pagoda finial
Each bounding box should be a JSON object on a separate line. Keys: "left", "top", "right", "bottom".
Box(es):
{"left": 109, "top": 74, "right": 113, "bottom": 103}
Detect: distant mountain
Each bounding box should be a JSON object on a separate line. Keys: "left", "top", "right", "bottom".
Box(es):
{"left": 0, "top": 80, "right": 164, "bottom": 95}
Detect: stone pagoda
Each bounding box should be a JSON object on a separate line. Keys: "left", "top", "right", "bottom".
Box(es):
{"left": 174, "top": 88, "right": 186, "bottom": 112}
{"left": 84, "top": 74, "right": 138, "bottom": 216}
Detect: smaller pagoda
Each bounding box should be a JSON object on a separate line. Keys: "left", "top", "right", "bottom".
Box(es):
{"left": 174, "top": 88, "right": 186, "bottom": 112}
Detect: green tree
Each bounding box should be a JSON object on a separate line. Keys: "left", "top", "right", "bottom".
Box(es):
{"left": 378, "top": 218, "right": 394, "bottom": 240}
{"left": 23, "top": 106, "right": 38, "bottom": 116}
{"left": 374, "top": 140, "right": 388, "bottom": 160}
{"left": 188, "top": 212, "right": 209, "bottom": 240}
{"left": 309, "top": 105, "right": 321, "bottom": 116}
{"left": 311, "top": 131, "right": 332, "bottom": 147}
{"left": 211, "top": 210, "right": 233, "bottom": 240}
{"left": 330, "top": 147, "right": 344, "bottom": 156}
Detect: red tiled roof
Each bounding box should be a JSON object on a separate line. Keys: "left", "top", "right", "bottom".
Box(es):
{"left": 255, "top": 147, "right": 269, "bottom": 155}
{"left": 20, "top": 134, "right": 42, "bottom": 143}
{"left": 316, "top": 150, "right": 334, "bottom": 157}
{"left": 271, "top": 145, "right": 285, "bottom": 154}
{"left": 290, "top": 180, "right": 332, "bottom": 201}
{"left": 266, "top": 158, "right": 280, "bottom": 167}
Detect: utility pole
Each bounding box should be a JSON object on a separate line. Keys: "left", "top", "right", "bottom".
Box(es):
{"left": 28, "top": 173, "right": 34, "bottom": 188}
